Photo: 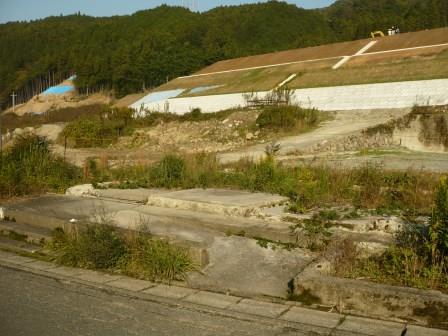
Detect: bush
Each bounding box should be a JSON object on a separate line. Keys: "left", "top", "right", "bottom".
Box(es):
{"left": 49, "top": 225, "right": 126, "bottom": 269}
{"left": 0, "top": 135, "right": 80, "bottom": 197}
{"left": 256, "top": 105, "right": 318, "bottom": 131}
{"left": 48, "top": 223, "right": 194, "bottom": 281}
{"left": 153, "top": 154, "right": 186, "bottom": 188}
{"left": 429, "top": 177, "right": 448, "bottom": 256}
{"left": 121, "top": 236, "right": 194, "bottom": 281}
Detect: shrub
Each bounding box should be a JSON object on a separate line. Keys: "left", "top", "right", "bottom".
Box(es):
{"left": 49, "top": 225, "right": 126, "bottom": 269}
{"left": 429, "top": 177, "right": 448, "bottom": 257}
{"left": 0, "top": 135, "right": 80, "bottom": 197}
{"left": 256, "top": 105, "right": 318, "bottom": 131}
{"left": 61, "top": 118, "right": 120, "bottom": 148}
{"left": 121, "top": 236, "right": 194, "bottom": 281}
{"left": 48, "top": 223, "right": 194, "bottom": 281}
{"left": 154, "top": 154, "right": 186, "bottom": 188}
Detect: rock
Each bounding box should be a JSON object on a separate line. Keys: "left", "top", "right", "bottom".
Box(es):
{"left": 370, "top": 216, "right": 404, "bottom": 233}
{"left": 0, "top": 207, "right": 4, "bottom": 220}
{"left": 246, "top": 132, "right": 254, "bottom": 140}
{"left": 232, "top": 131, "right": 239, "bottom": 137}
{"left": 13, "top": 128, "right": 24, "bottom": 136}
{"left": 66, "top": 184, "right": 98, "bottom": 197}
{"left": 222, "top": 119, "right": 229, "bottom": 124}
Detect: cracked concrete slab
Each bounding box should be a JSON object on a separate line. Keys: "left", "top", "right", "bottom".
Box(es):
{"left": 75, "top": 270, "right": 123, "bottom": 284}
{"left": 188, "top": 236, "right": 314, "bottom": 298}
{"left": 107, "top": 277, "right": 154, "bottom": 292}
{"left": 229, "top": 298, "right": 289, "bottom": 318}
{"left": 183, "top": 291, "right": 242, "bottom": 309}
{"left": 143, "top": 284, "right": 198, "bottom": 299}
{"left": 24, "top": 260, "right": 58, "bottom": 271}
{"left": 280, "top": 306, "right": 342, "bottom": 328}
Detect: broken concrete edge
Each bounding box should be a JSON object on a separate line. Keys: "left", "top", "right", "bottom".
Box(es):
{"left": 0, "top": 250, "right": 446, "bottom": 335}
{"left": 292, "top": 260, "right": 448, "bottom": 330}
{"left": 0, "top": 208, "right": 209, "bottom": 268}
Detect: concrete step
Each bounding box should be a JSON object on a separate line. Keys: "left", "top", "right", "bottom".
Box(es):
{"left": 0, "top": 220, "right": 52, "bottom": 245}
{"left": 0, "top": 235, "right": 43, "bottom": 254}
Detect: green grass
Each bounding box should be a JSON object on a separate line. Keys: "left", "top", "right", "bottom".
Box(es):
{"left": 90, "top": 153, "right": 441, "bottom": 216}
{"left": 0, "top": 135, "right": 81, "bottom": 198}
{"left": 256, "top": 105, "right": 319, "bottom": 131}
{"left": 47, "top": 224, "right": 195, "bottom": 282}
{"left": 287, "top": 49, "right": 448, "bottom": 89}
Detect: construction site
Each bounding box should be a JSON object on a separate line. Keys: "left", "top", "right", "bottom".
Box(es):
{"left": 1, "top": 24, "right": 448, "bottom": 336}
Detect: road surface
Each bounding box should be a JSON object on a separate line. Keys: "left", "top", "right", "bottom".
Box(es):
{"left": 0, "top": 266, "right": 323, "bottom": 336}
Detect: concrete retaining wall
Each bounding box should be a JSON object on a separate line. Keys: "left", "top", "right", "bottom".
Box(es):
{"left": 293, "top": 262, "right": 448, "bottom": 328}
{"left": 133, "top": 79, "right": 448, "bottom": 115}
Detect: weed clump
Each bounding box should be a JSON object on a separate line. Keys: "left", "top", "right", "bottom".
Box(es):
{"left": 0, "top": 135, "right": 80, "bottom": 197}
{"left": 47, "top": 223, "right": 194, "bottom": 282}
{"left": 256, "top": 105, "right": 318, "bottom": 131}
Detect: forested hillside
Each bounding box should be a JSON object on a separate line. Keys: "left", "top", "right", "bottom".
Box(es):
{"left": 1, "top": 0, "right": 447, "bottom": 108}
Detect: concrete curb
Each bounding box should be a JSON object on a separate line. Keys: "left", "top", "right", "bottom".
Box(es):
{"left": 0, "top": 251, "right": 446, "bottom": 335}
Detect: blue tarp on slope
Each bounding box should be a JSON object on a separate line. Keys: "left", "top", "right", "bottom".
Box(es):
{"left": 42, "top": 85, "right": 75, "bottom": 95}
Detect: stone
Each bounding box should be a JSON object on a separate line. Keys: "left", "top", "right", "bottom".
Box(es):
{"left": 246, "top": 132, "right": 254, "bottom": 140}
{"left": 0, "top": 207, "right": 4, "bottom": 220}
{"left": 65, "top": 184, "right": 98, "bottom": 197}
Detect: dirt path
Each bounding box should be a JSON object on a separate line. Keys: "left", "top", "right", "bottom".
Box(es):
{"left": 218, "top": 108, "right": 410, "bottom": 164}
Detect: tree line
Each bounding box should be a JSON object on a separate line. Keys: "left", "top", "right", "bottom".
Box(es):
{"left": 0, "top": 0, "right": 447, "bottom": 108}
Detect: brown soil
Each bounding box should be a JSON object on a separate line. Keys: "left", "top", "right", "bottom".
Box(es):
{"left": 53, "top": 110, "right": 260, "bottom": 167}
{"left": 348, "top": 44, "right": 448, "bottom": 66}
{"left": 195, "top": 28, "right": 448, "bottom": 75}
{"left": 8, "top": 93, "right": 111, "bottom": 116}
{"left": 368, "top": 27, "right": 448, "bottom": 53}
{"left": 113, "top": 92, "right": 150, "bottom": 108}
{"left": 195, "top": 39, "right": 369, "bottom": 75}
{"left": 157, "top": 59, "right": 335, "bottom": 96}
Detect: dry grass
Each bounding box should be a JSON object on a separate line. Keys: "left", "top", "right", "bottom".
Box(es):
{"left": 156, "top": 59, "right": 335, "bottom": 96}
{"left": 287, "top": 48, "right": 448, "bottom": 89}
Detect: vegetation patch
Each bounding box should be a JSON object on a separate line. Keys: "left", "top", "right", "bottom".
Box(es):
{"left": 256, "top": 105, "right": 319, "bottom": 132}
{"left": 47, "top": 223, "right": 195, "bottom": 282}
{"left": 334, "top": 178, "right": 448, "bottom": 292}
{"left": 0, "top": 135, "right": 81, "bottom": 198}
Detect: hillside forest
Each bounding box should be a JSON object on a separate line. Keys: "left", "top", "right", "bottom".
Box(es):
{"left": 0, "top": 0, "right": 447, "bottom": 108}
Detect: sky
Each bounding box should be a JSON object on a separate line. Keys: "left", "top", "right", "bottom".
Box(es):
{"left": 0, "top": 0, "right": 337, "bottom": 24}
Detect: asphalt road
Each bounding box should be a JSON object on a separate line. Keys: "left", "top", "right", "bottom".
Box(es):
{"left": 0, "top": 266, "right": 319, "bottom": 336}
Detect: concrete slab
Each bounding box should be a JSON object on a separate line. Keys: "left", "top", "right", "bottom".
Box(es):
{"left": 335, "top": 316, "right": 404, "bottom": 336}
{"left": 47, "top": 266, "right": 84, "bottom": 277}
{"left": 188, "top": 236, "right": 313, "bottom": 298}
{"left": 147, "top": 188, "right": 288, "bottom": 218}
{"left": 75, "top": 269, "right": 123, "bottom": 284}
{"left": 407, "top": 325, "right": 448, "bottom": 336}
{"left": 24, "top": 260, "right": 58, "bottom": 271}
{"left": 107, "top": 277, "right": 154, "bottom": 292}
{"left": 280, "top": 306, "right": 341, "bottom": 328}
{"left": 228, "top": 298, "right": 289, "bottom": 318}
{"left": 96, "top": 188, "right": 169, "bottom": 203}
{"left": 143, "top": 284, "right": 198, "bottom": 299}
{"left": 0, "top": 254, "right": 35, "bottom": 265}
{"left": 150, "top": 189, "right": 287, "bottom": 207}
{"left": 183, "top": 291, "right": 241, "bottom": 309}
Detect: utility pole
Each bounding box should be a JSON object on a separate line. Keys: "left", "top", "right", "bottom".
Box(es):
{"left": 11, "top": 91, "right": 17, "bottom": 114}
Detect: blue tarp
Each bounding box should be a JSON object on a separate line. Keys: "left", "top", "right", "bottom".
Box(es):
{"left": 42, "top": 85, "right": 74, "bottom": 95}
{"left": 134, "top": 89, "right": 185, "bottom": 106}
{"left": 189, "top": 85, "right": 223, "bottom": 94}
